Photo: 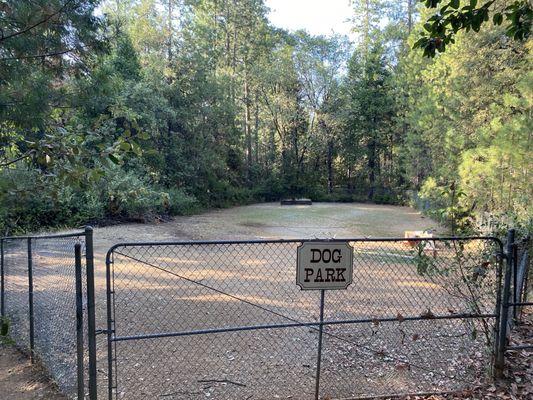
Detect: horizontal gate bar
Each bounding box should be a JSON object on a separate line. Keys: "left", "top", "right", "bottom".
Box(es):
{"left": 506, "top": 345, "right": 533, "bottom": 351}
{"left": 506, "top": 302, "right": 533, "bottom": 306}
{"left": 106, "top": 235, "right": 503, "bottom": 250}
{"left": 1, "top": 231, "right": 86, "bottom": 240}
{"left": 112, "top": 313, "right": 497, "bottom": 342}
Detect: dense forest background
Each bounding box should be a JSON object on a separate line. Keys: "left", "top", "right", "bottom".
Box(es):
{"left": 0, "top": 0, "right": 531, "bottom": 235}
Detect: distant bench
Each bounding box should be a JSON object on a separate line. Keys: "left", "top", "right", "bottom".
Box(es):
{"left": 280, "top": 198, "right": 313, "bottom": 205}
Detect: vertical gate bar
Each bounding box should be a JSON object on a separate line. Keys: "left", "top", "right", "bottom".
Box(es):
{"left": 512, "top": 243, "right": 518, "bottom": 321}
{"left": 27, "top": 237, "right": 35, "bottom": 363}
{"left": 494, "top": 229, "right": 514, "bottom": 377}
{"left": 85, "top": 227, "right": 98, "bottom": 400}
{"left": 106, "top": 252, "right": 114, "bottom": 400}
{"left": 521, "top": 243, "right": 530, "bottom": 316}
{"left": 314, "top": 289, "right": 325, "bottom": 400}
{"left": 492, "top": 240, "right": 504, "bottom": 373}
{"left": 1, "top": 239, "right": 5, "bottom": 318}
{"left": 75, "top": 244, "right": 85, "bottom": 400}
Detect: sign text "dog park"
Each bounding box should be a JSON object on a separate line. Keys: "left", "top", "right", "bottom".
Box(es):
{"left": 296, "top": 242, "right": 354, "bottom": 290}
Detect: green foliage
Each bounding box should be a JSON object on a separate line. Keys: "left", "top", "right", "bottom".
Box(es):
{"left": 341, "top": 39, "right": 400, "bottom": 201}
{"left": 1, "top": 317, "right": 8, "bottom": 337}
{"left": 167, "top": 188, "right": 200, "bottom": 216}
{"left": 403, "top": 12, "right": 532, "bottom": 233}
{"left": 418, "top": 178, "right": 473, "bottom": 233}
{"left": 0, "top": 0, "right": 530, "bottom": 236}
{"left": 0, "top": 168, "right": 61, "bottom": 234}
{"left": 0, "top": 317, "right": 13, "bottom": 345}
{"left": 415, "top": 0, "right": 532, "bottom": 57}
{"left": 102, "top": 166, "right": 169, "bottom": 221}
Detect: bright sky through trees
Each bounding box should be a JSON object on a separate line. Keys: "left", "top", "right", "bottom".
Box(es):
{"left": 266, "top": 0, "right": 355, "bottom": 39}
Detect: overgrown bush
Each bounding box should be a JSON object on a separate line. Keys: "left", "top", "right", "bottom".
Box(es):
{"left": 102, "top": 166, "right": 169, "bottom": 221}
{"left": 0, "top": 165, "right": 171, "bottom": 234}
{"left": 0, "top": 168, "right": 61, "bottom": 234}
{"left": 167, "top": 187, "right": 200, "bottom": 216}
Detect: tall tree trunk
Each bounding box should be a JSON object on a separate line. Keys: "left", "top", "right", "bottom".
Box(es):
{"left": 244, "top": 65, "right": 252, "bottom": 172}
{"left": 268, "top": 128, "right": 276, "bottom": 168}
{"left": 347, "top": 166, "right": 352, "bottom": 192}
{"left": 368, "top": 138, "right": 376, "bottom": 200}
{"left": 167, "top": 0, "right": 173, "bottom": 61}
{"left": 254, "top": 91, "right": 259, "bottom": 164}
{"left": 407, "top": 0, "right": 413, "bottom": 33}
{"left": 327, "top": 138, "right": 334, "bottom": 194}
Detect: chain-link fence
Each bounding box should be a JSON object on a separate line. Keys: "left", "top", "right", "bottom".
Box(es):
{"left": 0, "top": 229, "right": 96, "bottom": 400}
{"left": 105, "top": 237, "right": 503, "bottom": 400}
{"left": 512, "top": 235, "right": 531, "bottom": 321}
{"left": 497, "top": 231, "right": 533, "bottom": 359}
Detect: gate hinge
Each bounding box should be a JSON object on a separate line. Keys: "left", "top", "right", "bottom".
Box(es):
{"left": 95, "top": 329, "right": 114, "bottom": 335}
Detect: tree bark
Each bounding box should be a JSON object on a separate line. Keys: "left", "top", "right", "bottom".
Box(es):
{"left": 244, "top": 65, "right": 252, "bottom": 171}
{"left": 368, "top": 138, "right": 376, "bottom": 200}
{"left": 327, "top": 139, "right": 334, "bottom": 194}
{"left": 254, "top": 91, "right": 259, "bottom": 164}
{"left": 167, "top": 0, "right": 173, "bottom": 61}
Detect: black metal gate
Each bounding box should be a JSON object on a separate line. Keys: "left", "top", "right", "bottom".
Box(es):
{"left": 104, "top": 236, "right": 505, "bottom": 400}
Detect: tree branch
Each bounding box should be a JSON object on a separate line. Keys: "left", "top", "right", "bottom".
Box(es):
{"left": 0, "top": 47, "right": 76, "bottom": 61}
{"left": 0, "top": 150, "right": 35, "bottom": 168}
{"left": 0, "top": 0, "right": 76, "bottom": 43}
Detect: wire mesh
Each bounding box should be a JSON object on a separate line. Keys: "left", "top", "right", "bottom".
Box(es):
{"left": 108, "top": 237, "right": 502, "bottom": 400}
{"left": 3, "top": 238, "right": 30, "bottom": 350}
{"left": 1, "top": 233, "right": 87, "bottom": 399}
{"left": 32, "top": 236, "right": 86, "bottom": 397}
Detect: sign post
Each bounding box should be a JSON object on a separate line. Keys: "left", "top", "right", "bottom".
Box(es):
{"left": 296, "top": 241, "right": 354, "bottom": 400}
{"left": 314, "top": 289, "right": 325, "bottom": 400}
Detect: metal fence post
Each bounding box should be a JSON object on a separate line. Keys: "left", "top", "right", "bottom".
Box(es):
{"left": 75, "top": 244, "right": 85, "bottom": 400}
{"left": 520, "top": 241, "right": 530, "bottom": 316}
{"left": 27, "top": 237, "right": 35, "bottom": 363}
{"left": 85, "top": 227, "right": 98, "bottom": 400}
{"left": 504, "top": 229, "right": 518, "bottom": 330}
{"left": 513, "top": 238, "right": 522, "bottom": 324}
{"left": 105, "top": 252, "right": 114, "bottom": 400}
{"left": 314, "top": 289, "right": 325, "bottom": 400}
{"left": 1, "top": 239, "right": 5, "bottom": 319}
{"left": 494, "top": 229, "right": 514, "bottom": 377}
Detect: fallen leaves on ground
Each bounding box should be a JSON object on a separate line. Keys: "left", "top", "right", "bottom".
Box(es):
{"left": 388, "top": 310, "right": 532, "bottom": 400}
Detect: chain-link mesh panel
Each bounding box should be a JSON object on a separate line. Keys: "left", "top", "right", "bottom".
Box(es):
{"left": 109, "top": 242, "right": 320, "bottom": 399}
{"left": 3, "top": 238, "right": 30, "bottom": 350}
{"left": 32, "top": 236, "right": 86, "bottom": 398}
{"left": 108, "top": 237, "right": 502, "bottom": 400}
{"left": 320, "top": 318, "right": 495, "bottom": 398}
{"left": 1, "top": 234, "right": 87, "bottom": 400}
{"left": 321, "top": 239, "right": 501, "bottom": 398}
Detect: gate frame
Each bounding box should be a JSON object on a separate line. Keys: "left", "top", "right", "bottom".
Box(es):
{"left": 104, "top": 235, "right": 505, "bottom": 400}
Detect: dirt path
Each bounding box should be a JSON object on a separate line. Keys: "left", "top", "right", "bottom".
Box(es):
{"left": 0, "top": 344, "right": 66, "bottom": 400}
{"left": 91, "top": 202, "right": 441, "bottom": 261}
